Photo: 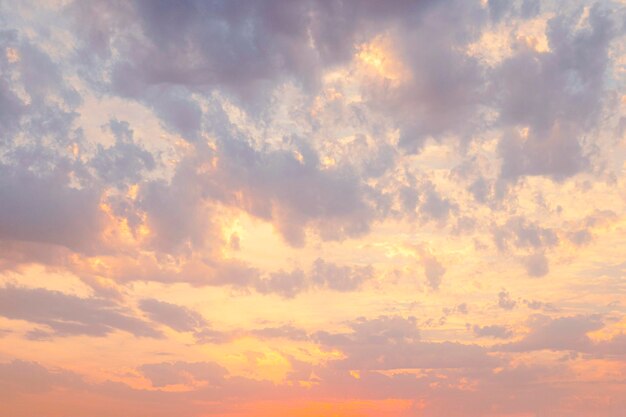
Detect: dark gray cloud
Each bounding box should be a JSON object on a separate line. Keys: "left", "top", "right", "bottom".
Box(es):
{"left": 139, "top": 299, "right": 207, "bottom": 333}
{"left": 422, "top": 255, "right": 446, "bottom": 290}
{"left": 418, "top": 182, "right": 458, "bottom": 223}
{"left": 254, "top": 258, "right": 373, "bottom": 297}
{"left": 0, "top": 32, "right": 24, "bottom": 142}
{"left": 0, "top": 33, "right": 80, "bottom": 151}
{"left": 497, "top": 314, "right": 609, "bottom": 352}
{"left": 0, "top": 286, "right": 161, "bottom": 338}
{"left": 567, "top": 229, "right": 593, "bottom": 246}
{"left": 0, "top": 33, "right": 108, "bottom": 257}
{"left": 136, "top": 127, "right": 378, "bottom": 251}
{"left": 523, "top": 251, "right": 549, "bottom": 277}
{"left": 0, "top": 166, "right": 104, "bottom": 253}
{"left": 146, "top": 88, "right": 203, "bottom": 139}
{"left": 493, "top": 216, "right": 559, "bottom": 251}
{"left": 2, "top": 0, "right": 617, "bottom": 274}
{"left": 314, "top": 315, "right": 498, "bottom": 370}
{"left": 212, "top": 136, "right": 377, "bottom": 246}
{"left": 520, "top": 0, "right": 541, "bottom": 19}
{"left": 488, "top": 0, "right": 513, "bottom": 22}
{"left": 309, "top": 258, "right": 373, "bottom": 292}
{"left": 254, "top": 269, "right": 308, "bottom": 298}
{"left": 91, "top": 120, "right": 156, "bottom": 185}
{"left": 69, "top": 0, "right": 445, "bottom": 112}
{"left": 496, "top": 4, "right": 616, "bottom": 180}
{"left": 497, "top": 124, "right": 588, "bottom": 181}
{"left": 473, "top": 324, "right": 513, "bottom": 339}
{"left": 367, "top": 0, "right": 488, "bottom": 152}
{"left": 492, "top": 217, "right": 558, "bottom": 276}
{"left": 498, "top": 290, "right": 516, "bottom": 310}
{"left": 54, "top": 0, "right": 623, "bottom": 263}
{"left": 139, "top": 162, "right": 215, "bottom": 253}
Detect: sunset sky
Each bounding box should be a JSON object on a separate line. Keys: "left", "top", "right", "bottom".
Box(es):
{"left": 1, "top": 1, "right": 626, "bottom": 416}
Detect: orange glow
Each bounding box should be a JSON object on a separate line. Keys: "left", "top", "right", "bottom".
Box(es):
{"left": 207, "top": 399, "right": 414, "bottom": 417}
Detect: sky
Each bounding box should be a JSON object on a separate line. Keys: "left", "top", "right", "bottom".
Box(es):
{"left": 0, "top": 0, "right": 625, "bottom": 416}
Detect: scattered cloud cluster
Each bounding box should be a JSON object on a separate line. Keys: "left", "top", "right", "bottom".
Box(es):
{"left": 1, "top": 0, "right": 625, "bottom": 416}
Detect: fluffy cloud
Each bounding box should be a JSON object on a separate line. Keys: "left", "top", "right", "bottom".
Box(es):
{"left": 315, "top": 316, "right": 498, "bottom": 370}
{"left": 473, "top": 324, "right": 513, "bottom": 339}
{"left": 495, "top": 4, "right": 616, "bottom": 180}
{"left": 139, "top": 299, "right": 207, "bottom": 333}
{"left": 498, "top": 314, "right": 626, "bottom": 355}
{"left": 498, "top": 289, "right": 517, "bottom": 310}
{"left": 0, "top": 286, "right": 161, "bottom": 339}
{"left": 255, "top": 258, "right": 373, "bottom": 297}
{"left": 0, "top": 167, "right": 104, "bottom": 252}
{"left": 0, "top": 360, "right": 83, "bottom": 397}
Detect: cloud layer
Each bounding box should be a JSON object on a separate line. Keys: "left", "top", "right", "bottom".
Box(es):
{"left": 0, "top": 0, "right": 625, "bottom": 416}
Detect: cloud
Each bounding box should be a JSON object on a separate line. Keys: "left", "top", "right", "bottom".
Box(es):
{"left": 314, "top": 316, "right": 498, "bottom": 370}
{"left": 309, "top": 258, "right": 373, "bottom": 292}
{"left": 365, "top": 0, "right": 488, "bottom": 152}
{"left": 250, "top": 324, "right": 309, "bottom": 341}
{"left": 498, "top": 290, "right": 516, "bottom": 310}
{"left": 0, "top": 1, "right": 624, "bottom": 416}
{"left": 91, "top": 120, "right": 156, "bottom": 185}
{"left": 422, "top": 255, "right": 446, "bottom": 290}
{"left": 443, "top": 303, "right": 469, "bottom": 316}
{"left": 139, "top": 361, "right": 228, "bottom": 388}
{"left": 139, "top": 298, "right": 207, "bottom": 333}
{"left": 473, "top": 324, "right": 513, "bottom": 339}
{"left": 0, "top": 35, "right": 108, "bottom": 258}
{"left": 523, "top": 251, "right": 549, "bottom": 277}
{"left": 193, "top": 328, "right": 234, "bottom": 344}
{"left": 70, "top": 0, "right": 329, "bottom": 115}
{"left": 523, "top": 299, "right": 558, "bottom": 312}
{"left": 498, "top": 123, "right": 589, "bottom": 180}
{"left": 133, "top": 126, "right": 379, "bottom": 251}
{"left": 496, "top": 313, "right": 625, "bottom": 356}
{"left": 492, "top": 217, "right": 557, "bottom": 276}
{"left": 0, "top": 360, "right": 83, "bottom": 397}
{"left": 254, "top": 258, "right": 373, "bottom": 297}
{"left": 495, "top": 4, "right": 616, "bottom": 180}
{"left": 211, "top": 136, "right": 377, "bottom": 246}
{"left": 69, "top": 0, "right": 453, "bottom": 114}
{"left": 498, "top": 314, "right": 603, "bottom": 352}
{"left": 0, "top": 32, "right": 25, "bottom": 141}
{"left": 0, "top": 286, "right": 161, "bottom": 339}
{"left": 567, "top": 229, "right": 593, "bottom": 246}
{"left": 417, "top": 181, "right": 458, "bottom": 223}
{"left": 0, "top": 166, "right": 105, "bottom": 253}
{"left": 493, "top": 216, "right": 559, "bottom": 251}
{"left": 254, "top": 269, "right": 308, "bottom": 298}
